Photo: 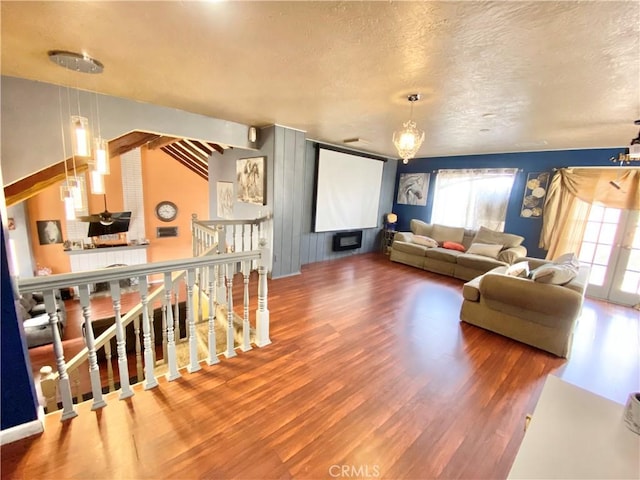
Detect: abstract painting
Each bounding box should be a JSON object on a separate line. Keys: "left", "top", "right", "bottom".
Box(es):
{"left": 237, "top": 156, "right": 266, "bottom": 205}
{"left": 520, "top": 172, "right": 550, "bottom": 218}
{"left": 217, "top": 181, "right": 234, "bottom": 218}
{"left": 397, "top": 173, "right": 429, "bottom": 206}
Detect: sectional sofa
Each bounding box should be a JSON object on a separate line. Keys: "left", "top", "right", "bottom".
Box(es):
{"left": 389, "top": 220, "right": 527, "bottom": 281}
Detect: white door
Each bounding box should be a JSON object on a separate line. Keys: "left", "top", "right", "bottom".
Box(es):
{"left": 579, "top": 206, "right": 640, "bottom": 307}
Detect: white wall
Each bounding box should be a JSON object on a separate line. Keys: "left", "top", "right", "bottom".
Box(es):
{"left": 6, "top": 203, "right": 34, "bottom": 278}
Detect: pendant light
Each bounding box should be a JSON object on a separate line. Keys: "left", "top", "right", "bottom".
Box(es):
{"left": 393, "top": 94, "right": 425, "bottom": 164}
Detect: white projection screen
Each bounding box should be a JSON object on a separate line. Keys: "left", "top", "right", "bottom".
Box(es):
{"left": 314, "top": 148, "right": 384, "bottom": 232}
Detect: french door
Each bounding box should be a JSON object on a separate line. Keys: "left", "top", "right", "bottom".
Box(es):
{"left": 579, "top": 206, "right": 640, "bottom": 307}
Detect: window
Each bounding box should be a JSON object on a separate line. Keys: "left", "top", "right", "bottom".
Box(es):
{"left": 431, "top": 168, "right": 518, "bottom": 231}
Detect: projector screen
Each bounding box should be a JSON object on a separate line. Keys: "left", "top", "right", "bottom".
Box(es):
{"left": 314, "top": 148, "right": 384, "bottom": 232}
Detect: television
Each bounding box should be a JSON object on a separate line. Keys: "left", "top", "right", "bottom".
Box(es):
{"left": 87, "top": 212, "right": 132, "bottom": 237}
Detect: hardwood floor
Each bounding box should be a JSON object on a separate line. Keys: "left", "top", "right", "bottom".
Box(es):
{"left": 3, "top": 253, "right": 639, "bottom": 479}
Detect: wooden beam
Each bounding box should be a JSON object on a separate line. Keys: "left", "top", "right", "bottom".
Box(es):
{"left": 208, "top": 142, "right": 225, "bottom": 155}
{"left": 4, "top": 158, "right": 90, "bottom": 206}
{"left": 108, "top": 132, "right": 160, "bottom": 158}
{"left": 182, "top": 139, "right": 210, "bottom": 160}
{"left": 147, "top": 136, "right": 180, "bottom": 150}
{"left": 161, "top": 146, "right": 208, "bottom": 180}
{"left": 176, "top": 141, "right": 208, "bottom": 163}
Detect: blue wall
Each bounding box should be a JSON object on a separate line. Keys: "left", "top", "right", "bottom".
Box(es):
{"left": 392, "top": 148, "right": 625, "bottom": 258}
{"left": 1, "top": 224, "right": 39, "bottom": 431}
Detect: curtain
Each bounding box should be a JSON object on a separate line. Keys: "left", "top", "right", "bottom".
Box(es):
{"left": 431, "top": 168, "right": 518, "bottom": 231}
{"left": 540, "top": 168, "right": 640, "bottom": 259}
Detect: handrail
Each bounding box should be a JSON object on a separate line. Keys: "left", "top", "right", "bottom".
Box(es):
{"left": 193, "top": 214, "right": 272, "bottom": 228}
{"left": 18, "top": 249, "right": 262, "bottom": 294}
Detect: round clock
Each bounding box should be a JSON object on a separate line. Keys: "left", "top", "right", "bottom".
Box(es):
{"left": 155, "top": 201, "right": 178, "bottom": 222}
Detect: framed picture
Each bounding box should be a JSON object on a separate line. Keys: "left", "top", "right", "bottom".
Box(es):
{"left": 36, "top": 220, "right": 63, "bottom": 245}
{"left": 520, "top": 172, "right": 550, "bottom": 218}
{"left": 7, "top": 218, "right": 16, "bottom": 230}
{"left": 397, "top": 173, "right": 430, "bottom": 206}
{"left": 237, "top": 156, "right": 266, "bottom": 205}
{"left": 217, "top": 181, "right": 234, "bottom": 218}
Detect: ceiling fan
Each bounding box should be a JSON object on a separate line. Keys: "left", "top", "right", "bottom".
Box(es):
{"left": 78, "top": 194, "right": 130, "bottom": 225}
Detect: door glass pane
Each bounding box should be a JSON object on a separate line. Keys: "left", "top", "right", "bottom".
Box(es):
{"left": 603, "top": 208, "right": 621, "bottom": 223}
{"left": 579, "top": 242, "right": 596, "bottom": 263}
{"left": 628, "top": 249, "right": 640, "bottom": 271}
{"left": 583, "top": 222, "right": 600, "bottom": 242}
{"left": 598, "top": 225, "right": 616, "bottom": 245}
{"left": 589, "top": 205, "right": 604, "bottom": 222}
{"left": 589, "top": 265, "right": 606, "bottom": 286}
{"left": 632, "top": 226, "right": 640, "bottom": 249}
{"left": 593, "top": 244, "right": 612, "bottom": 265}
{"left": 620, "top": 271, "right": 640, "bottom": 294}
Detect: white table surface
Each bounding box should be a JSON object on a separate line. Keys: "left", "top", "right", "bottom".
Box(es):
{"left": 508, "top": 375, "right": 640, "bottom": 479}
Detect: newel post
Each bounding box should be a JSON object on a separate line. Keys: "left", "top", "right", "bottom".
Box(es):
{"left": 256, "top": 240, "right": 271, "bottom": 347}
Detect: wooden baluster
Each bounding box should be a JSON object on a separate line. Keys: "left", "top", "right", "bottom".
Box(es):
{"left": 39, "top": 366, "right": 58, "bottom": 413}
{"left": 149, "top": 299, "right": 157, "bottom": 365}
{"left": 139, "top": 276, "right": 158, "bottom": 389}
{"left": 134, "top": 314, "right": 143, "bottom": 381}
{"left": 241, "top": 224, "right": 245, "bottom": 252}
{"left": 173, "top": 282, "right": 180, "bottom": 341}
{"left": 242, "top": 260, "right": 252, "bottom": 352}
{"left": 197, "top": 268, "right": 203, "bottom": 327}
{"left": 109, "top": 281, "right": 133, "bottom": 399}
{"left": 192, "top": 213, "right": 198, "bottom": 257}
{"left": 78, "top": 284, "right": 106, "bottom": 410}
{"left": 217, "top": 261, "right": 226, "bottom": 305}
{"left": 44, "top": 290, "right": 77, "bottom": 420}
{"left": 164, "top": 272, "right": 181, "bottom": 380}
{"left": 224, "top": 264, "right": 237, "bottom": 358}
{"left": 207, "top": 265, "right": 219, "bottom": 365}
{"left": 186, "top": 268, "right": 201, "bottom": 373}
{"left": 161, "top": 296, "right": 168, "bottom": 365}
{"left": 104, "top": 342, "right": 115, "bottom": 392}
{"left": 256, "top": 242, "right": 272, "bottom": 347}
{"left": 70, "top": 368, "right": 81, "bottom": 404}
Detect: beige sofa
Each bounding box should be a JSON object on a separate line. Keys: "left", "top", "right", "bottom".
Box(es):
{"left": 389, "top": 220, "right": 527, "bottom": 281}
{"left": 460, "top": 257, "right": 589, "bottom": 358}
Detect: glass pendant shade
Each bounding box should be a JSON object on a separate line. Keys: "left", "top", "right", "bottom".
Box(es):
{"left": 89, "top": 169, "right": 105, "bottom": 195}
{"left": 629, "top": 143, "right": 640, "bottom": 160}
{"left": 393, "top": 120, "right": 425, "bottom": 163}
{"left": 94, "top": 137, "right": 110, "bottom": 174}
{"left": 60, "top": 186, "right": 76, "bottom": 220}
{"left": 71, "top": 115, "right": 91, "bottom": 157}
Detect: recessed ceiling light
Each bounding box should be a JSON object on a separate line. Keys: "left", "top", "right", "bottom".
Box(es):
{"left": 480, "top": 128, "right": 491, "bottom": 132}
{"left": 482, "top": 113, "right": 497, "bottom": 119}
{"left": 343, "top": 138, "right": 370, "bottom": 145}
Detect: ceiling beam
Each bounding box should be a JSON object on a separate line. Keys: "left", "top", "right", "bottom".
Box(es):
{"left": 109, "top": 131, "right": 160, "bottom": 158}
{"left": 161, "top": 146, "right": 208, "bottom": 180}
{"left": 4, "top": 158, "right": 90, "bottom": 207}
{"left": 207, "top": 142, "right": 225, "bottom": 155}
{"left": 182, "top": 139, "right": 211, "bottom": 160}
{"left": 177, "top": 141, "right": 209, "bottom": 163}
{"left": 147, "top": 135, "right": 180, "bottom": 150}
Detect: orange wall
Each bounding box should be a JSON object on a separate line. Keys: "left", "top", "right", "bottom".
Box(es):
{"left": 141, "top": 146, "right": 208, "bottom": 264}
{"left": 25, "top": 149, "right": 207, "bottom": 274}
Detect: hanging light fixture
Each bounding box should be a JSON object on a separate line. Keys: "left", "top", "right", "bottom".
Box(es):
{"left": 611, "top": 119, "right": 640, "bottom": 164}
{"left": 393, "top": 93, "right": 425, "bottom": 164}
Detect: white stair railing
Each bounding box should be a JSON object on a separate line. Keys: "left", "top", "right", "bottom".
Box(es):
{"left": 19, "top": 242, "right": 270, "bottom": 419}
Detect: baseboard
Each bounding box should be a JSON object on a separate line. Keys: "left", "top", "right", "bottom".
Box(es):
{"left": 0, "top": 406, "right": 44, "bottom": 445}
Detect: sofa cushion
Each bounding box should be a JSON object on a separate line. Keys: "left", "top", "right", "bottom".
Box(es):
{"left": 412, "top": 235, "right": 438, "bottom": 248}
{"left": 531, "top": 263, "right": 578, "bottom": 285}
{"left": 443, "top": 241, "right": 465, "bottom": 251}
{"left": 466, "top": 243, "right": 503, "bottom": 259}
{"left": 473, "top": 226, "right": 524, "bottom": 249}
{"left": 506, "top": 261, "right": 530, "bottom": 278}
{"left": 457, "top": 253, "right": 507, "bottom": 270}
{"left": 410, "top": 219, "right": 432, "bottom": 237}
{"left": 392, "top": 241, "right": 430, "bottom": 257}
{"left": 425, "top": 247, "right": 462, "bottom": 263}
{"left": 431, "top": 224, "right": 465, "bottom": 244}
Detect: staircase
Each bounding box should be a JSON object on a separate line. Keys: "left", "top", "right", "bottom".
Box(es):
{"left": 20, "top": 215, "right": 272, "bottom": 420}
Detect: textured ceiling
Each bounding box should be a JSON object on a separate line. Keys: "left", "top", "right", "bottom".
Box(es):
{"left": 1, "top": 1, "right": 639, "bottom": 159}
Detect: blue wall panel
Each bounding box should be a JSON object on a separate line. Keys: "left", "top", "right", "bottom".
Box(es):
{"left": 392, "top": 148, "right": 625, "bottom": 258}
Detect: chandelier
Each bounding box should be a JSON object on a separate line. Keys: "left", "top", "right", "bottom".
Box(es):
{"left": 611, "top": 119, "right": 640, "bottom": 164}
{"left": 393, "top": 93, "right": 425, "bottom": 164}
{"left": 48, "top": 50, "right": 109, "bottom": 218}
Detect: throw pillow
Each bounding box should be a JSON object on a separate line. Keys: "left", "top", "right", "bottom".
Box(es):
{"left": 531, "top": 263, "right": 578, "bottom": 285}
{"left": 472, "top": 226, "right": 524, "bottom": 249}
{"left": 505, "top": 261, "right": 530, "bottom": 278}
{"left": 466, "top": 242, "right": 503, "bottom": 259}
{"left": 442, "top": 241, "right": 465, "bottom": 252}
{"left": 553, "top": 252, "right": 579, "bottom": 268}
{"left": 412, "top": 235, "right": 439, "bottom": 248}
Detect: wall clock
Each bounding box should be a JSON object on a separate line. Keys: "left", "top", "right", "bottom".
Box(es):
{"left": 155, "top": 201, "right": 178, "bottom": 222}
